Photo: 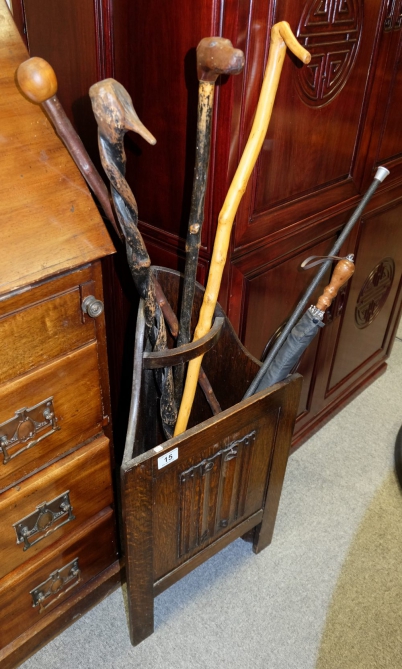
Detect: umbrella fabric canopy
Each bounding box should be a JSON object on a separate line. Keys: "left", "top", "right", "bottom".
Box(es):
{"left": 252, "top": 307, "right": 325, "bottom": 392}
{"left": 244, "top": 166, "right": 390, "bottom": 401}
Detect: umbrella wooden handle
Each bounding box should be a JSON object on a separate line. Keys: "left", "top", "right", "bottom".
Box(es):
{"left": 174, "top": 21, "right": 311, "bottom": 436}
{"left": 315, "top": 258, "right": 355, "bottom": 312}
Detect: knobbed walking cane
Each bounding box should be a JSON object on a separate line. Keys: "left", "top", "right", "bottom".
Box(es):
{"left": 16, "top": 56, "right": 179, "bottom": 340}
{"left": 244, "top": 165, "right": 390, "bottom": 398}
{"left": 174, "top": 21, "right": 311, "bottom": 435}
{"left": 89, "top": 79, "right": 177, "bottom": 438}
{"left": 175, "top": 37, "right": 244, "bottom": 404}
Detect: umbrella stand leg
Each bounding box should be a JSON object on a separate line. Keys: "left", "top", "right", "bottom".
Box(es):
{"left": 174, "top": 21, "right": 311, "bottom": 436}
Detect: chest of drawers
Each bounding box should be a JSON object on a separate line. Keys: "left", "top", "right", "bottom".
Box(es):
{"left": 0, "top": 5, "right": 118, "bottom": 666}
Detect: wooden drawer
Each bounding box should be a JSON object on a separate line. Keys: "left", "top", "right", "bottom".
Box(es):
{"left": 0, "top": 508, "right": 116, "bottom": 650}
{"left": 0, "top": 291, "right": 96, "bottom": 387}
{"left": 0, "top": 342, "right": 104, "bottom": 491}
{"left": 0, "top": 435, "right": 113, "bottom": 579}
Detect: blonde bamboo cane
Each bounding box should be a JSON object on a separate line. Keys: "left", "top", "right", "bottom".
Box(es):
{"left": 174, "top": 22, "right": 311, "bottom": 435}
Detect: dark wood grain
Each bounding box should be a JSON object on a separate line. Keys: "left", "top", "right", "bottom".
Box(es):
{"left": 143, "top": 317, "right": 224, "bottom": 368}
{"left": 121, "top": 267, "right": 301, "bottom": 645}
{"left": 0, "top": 435, "right": 112, "bottom": 578}
{"left": 0, "top": 560, "right": 122, "bottom": 669}
{"left": 0, "top": 342, "right": 104, "bottom": 492}
{"left": 121, "top": 457, "right": 154, "bottom": 645}
{"left": 0, "top": 508, "right": 116, "bottom": 650}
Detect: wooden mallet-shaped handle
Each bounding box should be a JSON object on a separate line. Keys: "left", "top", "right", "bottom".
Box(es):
{"left": 174, "top": 22, "right": 311, "bottom": 436}
{"left": 196, "top": 37, "right": 245, "bottom": 82}
{"left": 175, "top": 37, "right": 244, "bottom": 400}
{"left": 16, "top": 56, "right": 121, "bottom": 239}
{"left": 315, "top": 257, "right": 355, "bottom": 312}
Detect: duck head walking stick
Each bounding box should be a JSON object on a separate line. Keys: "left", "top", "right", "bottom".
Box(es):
{"left": 174, "top": 37, "right": 244, "bottom": 403}
{"left": 174, "top": 22, "right": 311, "bottom": 435}
{"left": 89, "top": 78, "right": 177, "bottom": 438}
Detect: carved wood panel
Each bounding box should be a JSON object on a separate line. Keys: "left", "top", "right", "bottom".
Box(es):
{"left": 313, "top": 199, "right": 402, "bottom": 400}
{"left": 377, "top": 18, "right": 402, "bottom": 163}
{"left": 232, "top": 0, "right": 384, "bottom": 252}
{"left": 152, "top": 405, "right": 281, "bottom": 580}
{"left": 178, "top": 430, "right": 256, "bottom": 557}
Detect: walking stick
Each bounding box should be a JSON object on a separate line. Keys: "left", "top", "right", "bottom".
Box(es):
{"left": 244, "top": 166, "right": 390, "bottom": 397}
{"left": 16, "top": 57, "right": 121, "bottom": 239}
{"left": 89, "top": 78, "right": 177, "bottom": 438}
{"left": 175, "top": 38, "right": 244, "bottom": 403}
{"left": 174, "top": 21, "right": 311, "bottom": 436}
{"left": 16, "top": 56, "right": 179, "bottom": 339}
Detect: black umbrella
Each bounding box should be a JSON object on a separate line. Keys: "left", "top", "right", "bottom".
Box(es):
{"left": 248, "top": 255, "right": 354, "bottom": 392}
{"left": 244, "top": 166, "right": 390, "bottom": 398}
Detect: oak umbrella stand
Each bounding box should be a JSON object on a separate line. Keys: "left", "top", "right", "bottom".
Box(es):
{"left": 121, "top": 267, "right": 302, "bottom": 646}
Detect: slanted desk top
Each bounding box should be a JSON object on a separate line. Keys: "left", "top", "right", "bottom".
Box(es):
{"left": 0, "top": 0, "right": 114, "bottom": 297}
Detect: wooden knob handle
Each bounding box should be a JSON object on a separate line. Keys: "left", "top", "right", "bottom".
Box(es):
{"left": 273, "top": 22, "right": 311, "bottom": 64}
{"left": 316, "top": 258, "right": 355, "bottom": 311}
{"left": 196, "top": 37, "right": 245, "bottom": 82}
{"left": 16, "top": 57, "right": 58, "bottom": 104}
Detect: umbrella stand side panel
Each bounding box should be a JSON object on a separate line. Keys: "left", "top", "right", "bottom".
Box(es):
{"left": 121, "top": 268, "right": 302, "bottom": 647}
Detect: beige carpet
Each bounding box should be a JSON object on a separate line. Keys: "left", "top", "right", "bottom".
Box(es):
{"left": 316, "top": 471, "right": 402, "bottom": 669}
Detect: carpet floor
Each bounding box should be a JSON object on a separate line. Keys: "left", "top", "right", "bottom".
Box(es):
{"left": 20, "top": 337, "right": 402, "bottom": 669}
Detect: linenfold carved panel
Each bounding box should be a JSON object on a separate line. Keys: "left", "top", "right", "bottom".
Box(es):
{"left": 178, "top": 431, "right": 256, "bottom": 557}
{"left": 296, "top": 0, "right": 362, "bottom": 107}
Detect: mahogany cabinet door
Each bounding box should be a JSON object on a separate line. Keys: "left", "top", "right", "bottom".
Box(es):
{"left": 311, "top": 197, "right": 402, "bottom": 417}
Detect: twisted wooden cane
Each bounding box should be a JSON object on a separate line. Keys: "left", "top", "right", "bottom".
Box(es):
{"left": 89, "top": 78, "right": 177, "bottom": 438}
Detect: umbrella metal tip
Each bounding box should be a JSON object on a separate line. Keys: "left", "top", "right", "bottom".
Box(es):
{"left": 375, "top": 166, "right": 390, "bottom": 183}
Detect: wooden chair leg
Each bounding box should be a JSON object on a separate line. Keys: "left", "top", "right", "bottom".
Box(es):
{"left": 121, "top": 459, "right": 154, "bottom": 645}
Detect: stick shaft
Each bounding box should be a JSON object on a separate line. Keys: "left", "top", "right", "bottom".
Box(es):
{"left": 175, "top": 80, "right": 215, "bottom": 399}
{"left": 174, "top": 22, "right": 310, "bottom": 435}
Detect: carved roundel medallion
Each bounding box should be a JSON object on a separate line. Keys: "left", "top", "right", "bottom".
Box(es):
{"left": 355, "top": 258, "right": 395, "bottom": 329}
{"left": 295, "top": 0, "right": 363, "bottom": 107}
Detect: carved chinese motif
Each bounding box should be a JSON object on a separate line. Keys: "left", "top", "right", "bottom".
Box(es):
{"left": 296, "top": 0, "right": 363, "bottom": 107}
{"left": 355, "top": 258, "right": 395, "bottom": 328}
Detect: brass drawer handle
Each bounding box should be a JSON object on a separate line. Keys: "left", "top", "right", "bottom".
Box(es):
{"left": 0, "top": 397, "right": 60, "bottom": 465}
{"left": 30, "top": 558, "right": 81, "bottom": 612}
{"left": 82, "top": 295, "right": 104, "bottom": 318}
{"left": 13, "top": 491, "right": 75, "bottom": 551}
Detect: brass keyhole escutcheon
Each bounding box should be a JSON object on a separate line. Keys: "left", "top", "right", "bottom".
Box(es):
{"left": 50, "top": 577, "right": 64, "bottom": 593}
{"left": 37, "top": 511, "right": 53, "bottom": 531}
{"left": 17, "top": 418, "right": 35, "bottom": 442}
